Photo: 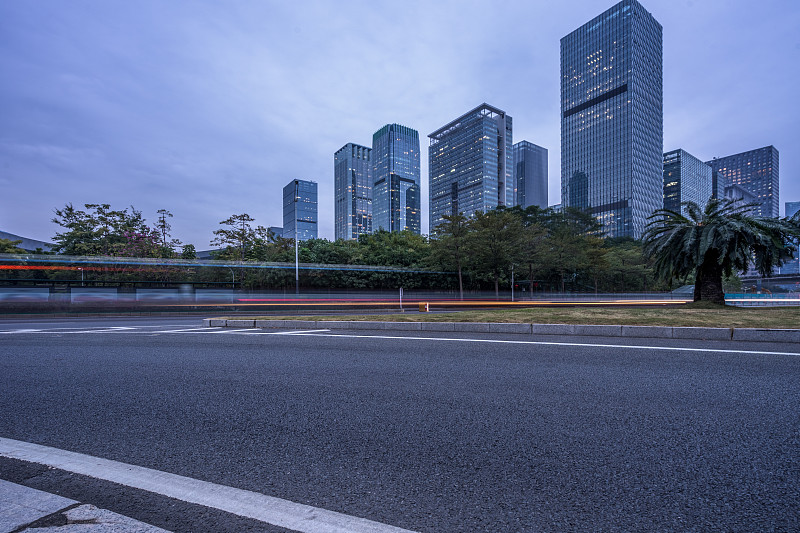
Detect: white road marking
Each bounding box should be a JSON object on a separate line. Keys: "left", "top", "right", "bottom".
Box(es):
{"left": 287, "top": 332, "right": 800, "bottom": 356}
{"left": 154, "top": 327, "right": 221, "bottom": 333}
{"left": 0, "top": 329, "right": 42, "bottom": 334}
{"left": 265, "top": 329, "right": 332, "bottom": 335}
{"left": 0, "top": 437, "right": 417, "bottom": 533}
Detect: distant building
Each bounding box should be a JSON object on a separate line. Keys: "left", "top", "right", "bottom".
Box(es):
{"left": 282, "top": 179, "right": 318, "bottom": 241}
{"left": 787, "top": 201, "right": 800, "bottom": 219}
{"left": 372, "top": 124, "right": 421, "bottom": 234}
{"left": 561, "top": 0, "right": 663, "bottom": 238}
{"left": 513, "top": 141, "right": 548, "bottom": 209}
{"left": 0, "top": 230, "right": 54, "bottom": 253}
{"left": 706, "top": 146, "right": 779, "bottom": 218}
{"left": 428, "top": 103, "right": 513, "bottom": 233}
{"left": 782, "top": 201, "right": 800, "bottom": 275}
{"left": 267, "top": 226, "right": 283, "bottom": 239}
{"left": 724, "top": 184, "right": 758, "bottom": 213}
{"left": 334, "top": 143, "right": 372, "bottom": 241}
{"left": 662, "top": 149, "right": 713, "bottom": 215}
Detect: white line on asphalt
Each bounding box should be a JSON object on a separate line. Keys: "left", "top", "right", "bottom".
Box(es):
{"left": 153, "top": 327, "right": 221, "bottom": 333}
{"left": 266, "top": 329, "right": 332, "bottom": 335}
{"left": 207, "top": 328, "right": 263, "bottom": 334}
{"left": 286, "top": 332, "right": 800, "bottom": 356}
{"left": 0, "top": 437, "right": 418, "bottom": 533}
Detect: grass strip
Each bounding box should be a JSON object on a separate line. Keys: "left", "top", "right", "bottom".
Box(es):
{"left": 232, "top": 302, "right": 800, "bottom": 330}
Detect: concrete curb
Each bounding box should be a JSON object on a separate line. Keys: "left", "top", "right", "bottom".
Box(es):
{"left": 203, "top": 318, "right": 800, "bottom": 344}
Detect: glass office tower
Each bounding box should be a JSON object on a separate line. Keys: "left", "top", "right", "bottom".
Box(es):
{"left": 372, "top": 124, "right": 421, "bottom": 234}
{"left": 663, "top": 149, "right": 713, "bottom": 215}
{"left": 513, "top": 141, "right": 548, "bottom": 209}
{"left": 561, "top": 0, "right": 663, "bottom": 238}
{"left": 428, "top": 103, "right": 513, "bottom": 234}
{"left": 282, "top": 179, "right": 318, "bottom": 241}
{"left": 706, "top": 146, "right": 779, "bottom": 218}
{"left": 783, "top": 201, "right": 800, "bottom": 274}
{"left": 334, "top": 143, "right": 372, "bottom": 240}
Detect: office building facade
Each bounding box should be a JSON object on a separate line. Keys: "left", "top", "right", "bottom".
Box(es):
{"left": 782, "top": 201, "right": 800, "bottom": 275}
{"left": 334, "top": 143, "right": 372, "bottom": 240}
{"left": 428, "top": 103, "right": 513, "bottom": 233}
{"left": 662, "top": 149, "right": 713, "bottom": 215}
{"left": 513, "top": 141, "right": 548, "bottom": 209}
{"left": 372, "top": 124, "right": 421, "bottom": 234}
{"left": 282, "top": 179, "right": 318, "bottom": 241}
{"left": 706, "top": 146, "right": 779, "bottom": 218}
{"left": 561, "top": 0, "right": 663, "bottom": 238}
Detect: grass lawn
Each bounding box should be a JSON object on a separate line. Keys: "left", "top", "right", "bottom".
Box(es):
{"left": 240, "top": 302, "right": 800, "bottom": 329}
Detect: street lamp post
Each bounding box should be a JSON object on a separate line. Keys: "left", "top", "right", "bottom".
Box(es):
{"left": 294, "top": 180, "right": 299, "bottom": 296}
{"left": 78, "top": 267, "right": 84, "bottom": 286}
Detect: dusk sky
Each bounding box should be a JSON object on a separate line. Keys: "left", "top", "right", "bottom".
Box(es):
{"left": 1, "top": 0, "right": 798, "bottom": 248}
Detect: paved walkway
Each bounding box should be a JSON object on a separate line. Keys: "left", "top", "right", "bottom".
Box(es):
{"left": 0, "top": 479, "right": 168, "bottom": 533}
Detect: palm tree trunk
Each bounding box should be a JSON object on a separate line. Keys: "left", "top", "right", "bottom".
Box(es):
{"left": 694, "top": 255, "right": 725, "bottom": 304}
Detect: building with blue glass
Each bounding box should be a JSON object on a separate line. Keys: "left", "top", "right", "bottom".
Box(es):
{"left": 372, "top": 124, "right": 421, "bottom": 234}
{"left": 706, "top": 146, "right": 779, "bottom": 218}
{"left": 282, "top": 179, "right": 318, "bottom": 241}
{"left": 513, "top": 141, "right": 548, "bottom": 209}
{"left": 334, "top": 143, "right": 372, "bottom": 241}
{"left": 662, "top": 149, "right": 713, "bottom": 215}
{"left": 428, "top": 103, "right": 513, "bottom": 234}
{"left": 782, "top": 201, "right": 800, "bottom": 275}
{"left": 561, "top": 0, "right": 663, "bottom": 238}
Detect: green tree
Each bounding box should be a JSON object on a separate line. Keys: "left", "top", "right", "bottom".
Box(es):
{"left": 643, "top": 198, "right": 800, "bottom": 304}
{"left": 0, "top": 238, "right": 25, "bottom": 253}
{"left": 430, "top": 214, "right": 469, "bottom": 299}
{"left": 181, "top": 244, "right": 197, "bottom": 259}
{"left": 52, "top": 203, "right": 148, "bottom": 255}
{"left": 211, "top": 213, "right": 256, "bottom": 261}
{"left": 467, "top": 209, "right": 524, "bottom": 299}
{"left": 155, "top": 209, "right": 181, "bottom": 257}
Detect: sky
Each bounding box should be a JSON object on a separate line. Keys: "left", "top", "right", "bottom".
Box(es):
{"left": 1, "top": 0, "right": 798, "bottom": 248}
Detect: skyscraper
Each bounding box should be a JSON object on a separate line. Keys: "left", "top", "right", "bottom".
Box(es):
{"left": 282, "top": 179, "right": 318, "bottom": 241}
{"left": 561, "top": 0, "right": 663, "bottom": 238}
{"left": 706, "top": 146, "right": 780, "bottom": 218}
{"left": 372, "top": 124, "right": 421, "bottom": 234}
{"left": 782, "top": 201, "right": 800, "bottom": 274}
{"left": 334, "top": 143, "right": 372, "bottom": 241}
{"left": 513, "top": 141, "right": 548, "bottom": 209}
{"left": 428, "top": 103, "right": 513, "bottom": 233}
{"left": 662, "top": 149, "right": 713, "bottom": 215}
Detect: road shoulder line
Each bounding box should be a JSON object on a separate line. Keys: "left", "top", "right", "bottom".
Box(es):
{"left": 0, "top": 437, "right": 418, "bottom": 533}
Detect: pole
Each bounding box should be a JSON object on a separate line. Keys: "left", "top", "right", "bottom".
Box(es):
{"left": 295, "top": 180, "right": 299, "bottom": 296}
{"left": 511, "top": 265, "right": 514, "bottom": 302}
{"left": 399, "top": 287, "right": 403, "bottom": 313}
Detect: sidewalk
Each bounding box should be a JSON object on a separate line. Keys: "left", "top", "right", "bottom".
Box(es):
{"left": 0, "top": 479, "right": 169, "bottom": 533}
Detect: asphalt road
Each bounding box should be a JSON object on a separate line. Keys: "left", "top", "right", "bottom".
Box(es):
{"left": 1, "top": 317, "right": 799, "bottom": 532}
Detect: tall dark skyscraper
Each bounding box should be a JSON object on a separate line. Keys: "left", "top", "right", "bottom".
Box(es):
{"left": 334, "top": 143, "right": 372, "bottom": 241}
{"left": 513, "top": 141, "right": 548, "bottom": 209}
{"left": 663, "top": 149, "right": 712, "bottom": 215}
{"left": 706, "top": 146, "right": 779, "bottom": 218}
{"left": 428, "top": 103, "right": 513, "bottom": 233}
{"left": 561, "top": 0, "right": 663, "bottom": 238}
{"left": 372, "top": 124, "right": 421, "bottom": 234}
{"left": 282, "top": 179, "right": 318, "bottom": 241}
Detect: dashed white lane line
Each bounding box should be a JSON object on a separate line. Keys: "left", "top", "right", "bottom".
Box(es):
{"left": 284, "top": 332, "right": 800, "bottom": 356}
{"left": 0, "top": 437, "right": 418, "bottom": 533}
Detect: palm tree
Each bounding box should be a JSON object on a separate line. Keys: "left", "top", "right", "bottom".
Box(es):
{"left": 643, "top": 198, "right": 800, "bottom": 304}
